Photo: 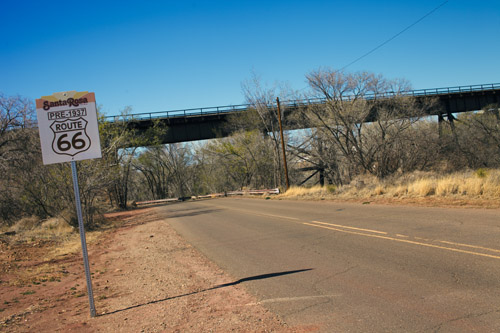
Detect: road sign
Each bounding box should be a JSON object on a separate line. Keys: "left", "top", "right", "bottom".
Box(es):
{"left": 36, "top": 91, "right": 100, "bottom": 317}
{"left": 36, "top": 91, "right": 101, "bottom": 165}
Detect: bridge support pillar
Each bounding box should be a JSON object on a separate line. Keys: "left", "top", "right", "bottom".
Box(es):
{"left": 438, "top": 113, "right": 444, "bottom": 138}
{"left": 319, "top": 169, "right": 325, "bottom": 187}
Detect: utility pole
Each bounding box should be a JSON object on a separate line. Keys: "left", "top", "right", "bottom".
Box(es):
{"left": 276, "top": 97, "right": 290, "bottom": 191}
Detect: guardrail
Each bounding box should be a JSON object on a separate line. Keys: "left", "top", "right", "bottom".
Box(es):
{"left": 134, "top": 188, "right": 280, "bottom": 206}
{"left": 103, "top": 83, "right": 500, "bottom": 123}
{"left": 226, "top": 188, "right": 280, "bottom": 196}
{"left": 133, "top": 198, "right": 179, "bottom": 206}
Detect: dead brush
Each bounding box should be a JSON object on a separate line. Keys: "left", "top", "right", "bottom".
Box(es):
{"left": 8, "top": 217, "right": 75, "bottom": 243}
{"left": 281, "top": 185, "right": 330, "bottom": 199}
{"left": 278, "top": 169, "right": 500, "bottom": 203}
{"left": 2, "top": 216, "right": 103, "bottom": 288}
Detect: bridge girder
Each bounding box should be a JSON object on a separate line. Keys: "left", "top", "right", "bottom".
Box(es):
{"left": 122, "top": 88, "right": 500, "bottom": 145}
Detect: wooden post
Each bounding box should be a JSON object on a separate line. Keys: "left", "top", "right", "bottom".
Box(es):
{"left": 276, "top": 97, "right": 290, "bottom": 191}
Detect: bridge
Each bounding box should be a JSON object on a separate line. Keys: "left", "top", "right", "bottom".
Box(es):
{"left": 104, "top": 83, "right": 500, "bottom": 144}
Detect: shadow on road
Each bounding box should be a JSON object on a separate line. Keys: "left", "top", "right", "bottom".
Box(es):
{"left": 165, "top": 208, "right": 224, "bottom": 219}
{"left": 100, "top": 268, "right": 314, "bottom": 317}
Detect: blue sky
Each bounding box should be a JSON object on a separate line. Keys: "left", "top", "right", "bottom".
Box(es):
{"left": 1, "top": 0, "right": 499, "bottom": 116}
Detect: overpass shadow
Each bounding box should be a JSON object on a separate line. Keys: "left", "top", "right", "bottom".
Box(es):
{"left": 99, "top": 268, "right": 314, "bottom": 317}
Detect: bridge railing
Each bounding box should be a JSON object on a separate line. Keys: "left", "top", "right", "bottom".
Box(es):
{"left": 104, "top": 103, "right": 252, "bottom": 122}
{"left": 103, "top": 83, "right": 500, "bottom": 122}
{"left": 406, "top": 83, "right": 500, "bottom": 96}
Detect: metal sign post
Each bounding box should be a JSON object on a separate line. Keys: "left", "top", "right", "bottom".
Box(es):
{"left": 71, "top": 161, "right": 96, "bottom": 317}
{"left": 36, "top": 91, "right": 102, "bottom": 318}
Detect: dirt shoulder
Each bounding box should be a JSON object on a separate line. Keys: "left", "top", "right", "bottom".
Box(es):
{"left": 1, "top": 207, "right": 310, "bottom": 332}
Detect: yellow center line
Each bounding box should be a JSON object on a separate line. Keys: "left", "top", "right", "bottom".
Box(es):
{"left": 311, "top": 220, "right": 388, "bottom": 235}
{"left": 199, "top": 203, "right": 301, "bottom": 221}
{"left": 303, "top": 222, "right": 500, "bottom": 260}
{"left": 261, "top": 213, "right": 300, "bottom": 221}
{"left": 237, "top": 211, "right": 301, "bottom": 221}
{"left": 438, "top": 240, "right": 500, "bottom": 253}
{"left": 201, "top": 203, "right": 302, "bottom": 222}
{"left": 196, "top": 201, "right": 500, "bottom": 259}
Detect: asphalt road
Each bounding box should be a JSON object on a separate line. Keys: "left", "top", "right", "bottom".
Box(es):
{"left": 159, "top": 198, "right": 500, "bottom": 332}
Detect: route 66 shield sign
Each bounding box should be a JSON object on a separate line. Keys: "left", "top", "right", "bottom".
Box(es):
{"left": 50, "top": 117, "right": 91, "bottom": 156}
{"left": 36, "top": 91, "right": 102, "bottom": 165}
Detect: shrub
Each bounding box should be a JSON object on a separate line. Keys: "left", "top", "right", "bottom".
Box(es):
{"left": 475, "top": 168, "right": 488, "bottom": 178}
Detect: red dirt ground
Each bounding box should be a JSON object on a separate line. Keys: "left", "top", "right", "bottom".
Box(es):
{"left": 1, "top": 207, "right": 314, "bottom": 332}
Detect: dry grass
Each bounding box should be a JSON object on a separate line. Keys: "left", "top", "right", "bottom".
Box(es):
{"left": 48, "top": 231, "right": 102, "bottom": 259}
{"left": 279, "top": 169, "right": 500, "bottom": 207}
{"left": 409, "top": 179, "right": 436, "bottom": 196}
{"left": 2, "top": 216, "right": 108, "bottom": 287}
{"left": 281, "top": 185, "right": 331, "bottom": 199}
{"left": 10, "top": 217, "right": 75, "bottom": 239}
{"left": 5, "top": 216, "right": 104, "bottom": 261}
{"left": 7, "top": 217, "right": 76, "bottom": 252}
{"left": 4, "top": 208, "right": 137, "bottom": 262}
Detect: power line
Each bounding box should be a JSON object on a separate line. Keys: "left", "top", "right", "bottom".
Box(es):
{"left": 340, "top": 1, "right": 449, "bottom": 71}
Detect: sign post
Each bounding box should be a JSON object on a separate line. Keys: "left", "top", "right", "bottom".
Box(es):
{"left": 36, "top": 91, "right": 101, "bottom": 317}
{"left": 71, "top": 160, "right": 96, "bottom": 317}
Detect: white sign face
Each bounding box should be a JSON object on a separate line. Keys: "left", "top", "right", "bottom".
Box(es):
{"left": 36, "top": 91, "right": 102, "bottom": 165}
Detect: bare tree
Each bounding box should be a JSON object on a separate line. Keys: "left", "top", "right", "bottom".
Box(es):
{"left": 0, "top": 93, "right": 35, "bottom": 166}
{"left": 288, "top": 129, "right": 345, "bottom": 186}
{"left": 200, "top": 130, "right": 274, "bottom": 190}
{"left": 134, "top": 146, "right": 170, "bottom": 199}
{"left": 303, "top": 68, "right": 438, "bottom": 181}
{"left": 134, "top": 143, "right": 195, "bottom": 199}
{"left": 99, "top": 107, "right": 166, "bottom": 208}
{"left": 0, "top": 94, "right": 37, "bottom": 224}
{"left": 0, "top": 94, "right": 169, "bottom": 227}
{"left": 240, "top": 72, "right": 296, "bottom": 188}
{"left": 446, "top": 104, "right": 500, "bottom": 169}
